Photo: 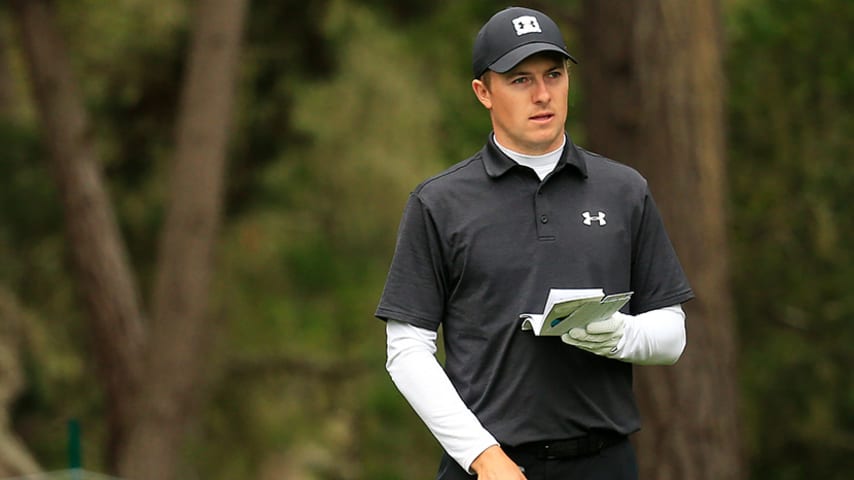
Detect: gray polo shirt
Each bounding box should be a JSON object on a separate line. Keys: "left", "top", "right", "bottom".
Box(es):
{"left": 376, "top": 133, "right": 694, "bottom": 446}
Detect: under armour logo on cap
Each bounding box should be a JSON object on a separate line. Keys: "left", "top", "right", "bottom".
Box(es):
{"left": 582, "top": 211, "right": 607, "bottom": 226}
{"left": 513, "top": 16, "right": 542, "bottom": 36}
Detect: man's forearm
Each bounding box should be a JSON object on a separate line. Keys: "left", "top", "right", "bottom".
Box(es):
{"left": 612, "top": 304, "right": 686, "bottom": 365}
{"left": 386, "top": 320, "right": 498, "bottom": 472}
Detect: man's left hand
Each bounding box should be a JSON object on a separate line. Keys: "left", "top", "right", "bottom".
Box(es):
{"left": 560, "top": 312, "right": 627, "bottom": 356}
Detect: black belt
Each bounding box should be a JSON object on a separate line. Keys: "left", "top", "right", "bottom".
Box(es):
{"left": 503, "top": 431, "right": 626, "bottom": 460}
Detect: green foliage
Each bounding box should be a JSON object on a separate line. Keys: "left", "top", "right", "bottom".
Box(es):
{"left": 726, "top": 0, "right": 854, "bottom": 477}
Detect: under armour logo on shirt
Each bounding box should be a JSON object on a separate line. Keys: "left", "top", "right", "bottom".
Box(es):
{"left": 582, "top": 211, "right": 607, "bottom": 226}
{"left": 512, "top": 16, "right": 542, "bottom": 36}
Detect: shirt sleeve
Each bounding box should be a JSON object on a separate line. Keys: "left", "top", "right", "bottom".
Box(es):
{"left": 375, "top": 193, "right": 448, "bottom": 331}
{"left": 629, "top": 188, "right": 695, "bottom": 313}
{"left": 385, "top": 319, "right": 498, "bottom": 473}
{"left": 612, "top": 304, "right": 686, "bottom": 365}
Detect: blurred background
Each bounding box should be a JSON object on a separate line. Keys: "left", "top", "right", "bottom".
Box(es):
{"left": 0, "top": 0, "right": 851, "bottom": 479}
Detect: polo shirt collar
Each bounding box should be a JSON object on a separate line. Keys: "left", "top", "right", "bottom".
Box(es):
{"left": 482, "top": 132, "right": 589, "bottom": 179}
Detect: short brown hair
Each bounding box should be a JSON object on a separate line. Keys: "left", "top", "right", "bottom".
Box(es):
{"left": 478, "top": 55, "right": 571, "bottom": 91}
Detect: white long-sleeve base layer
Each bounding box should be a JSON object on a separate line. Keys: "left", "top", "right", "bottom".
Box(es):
{"left": 385, "top": 305, "right": 686, "bottom": 473}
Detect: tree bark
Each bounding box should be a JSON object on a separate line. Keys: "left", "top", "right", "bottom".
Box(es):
{"left": 10, "top": 0, "right": 147, "bottom": 465}
{"left": 117, "top": 0, "right": 248, "bottom": 478}
{"left": 581, "top": 1, "right": 743, "bottom": 479}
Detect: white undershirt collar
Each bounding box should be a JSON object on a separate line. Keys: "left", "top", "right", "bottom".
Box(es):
{"left": 493, "top": 134, "right": 566, "bottom": 181}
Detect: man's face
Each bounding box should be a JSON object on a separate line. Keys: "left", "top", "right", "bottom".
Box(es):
{"left": 472, "top": 53, "right": 569, "bottom": 155}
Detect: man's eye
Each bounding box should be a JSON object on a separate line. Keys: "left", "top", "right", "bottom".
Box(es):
{"left": 548, "top": 71, "right": 562, "bottom": 79}
{"left": 512, "top": 77, "right": 528, "bottom": 84}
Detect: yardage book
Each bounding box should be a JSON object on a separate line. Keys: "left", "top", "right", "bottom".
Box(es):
{"left": 520, "top": 289, "right": 633, "bottom": 336}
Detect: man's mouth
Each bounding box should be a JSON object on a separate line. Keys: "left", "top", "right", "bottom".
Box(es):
{"left": 530, "top": 113, "right": 554, "bottom": 122}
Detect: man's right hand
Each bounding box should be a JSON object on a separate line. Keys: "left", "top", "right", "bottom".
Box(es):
{"left": 470, "top": 445, "right": 527, "bottom": 479}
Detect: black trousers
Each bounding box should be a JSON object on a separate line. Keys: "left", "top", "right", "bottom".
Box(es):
{"left": 436, "top": 436, "right": 638, "bottom": 480}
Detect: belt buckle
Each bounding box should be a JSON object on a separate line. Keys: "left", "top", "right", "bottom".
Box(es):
{"left": 540, "top": 440, "right": 577, "bottom": 459}
{"left": 543, "top": 443, "right": 557, "bottom": 460}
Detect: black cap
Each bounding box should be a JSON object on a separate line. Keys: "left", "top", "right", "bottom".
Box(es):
{"left": 472, "top": 7, "right": 577, "bottom": 79}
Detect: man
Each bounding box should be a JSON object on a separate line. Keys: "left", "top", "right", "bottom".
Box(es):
{"left": 376, "top": 6, "right": 694, "bottom": 480}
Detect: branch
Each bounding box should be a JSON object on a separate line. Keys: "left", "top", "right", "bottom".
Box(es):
{"left": 119, "top": 0, "right": 249, "bottom": 477}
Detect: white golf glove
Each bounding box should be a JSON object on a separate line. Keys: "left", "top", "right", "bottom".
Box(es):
{"left": 560, "top": 312, "right": 628, "bottom": 356}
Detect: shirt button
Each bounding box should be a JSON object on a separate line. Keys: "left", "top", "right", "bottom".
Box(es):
{"left": 540, "top": 215, "right": 548, "bottom": 224}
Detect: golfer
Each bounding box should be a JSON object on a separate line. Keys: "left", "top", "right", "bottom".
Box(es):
{"left": 376, "top": 6, "right": 694, "bottom": 479}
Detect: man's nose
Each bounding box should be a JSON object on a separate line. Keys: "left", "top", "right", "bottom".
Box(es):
{"left": 532, "top": 79, "right": 550, "bottom": 103}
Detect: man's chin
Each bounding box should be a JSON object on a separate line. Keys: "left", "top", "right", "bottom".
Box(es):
{"left": 526, "top": 132, "right": 564, "bottom": 153}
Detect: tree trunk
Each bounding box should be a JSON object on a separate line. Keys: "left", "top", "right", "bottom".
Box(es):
{"left": 117, "top": 0, "right": 248, "bottom": 478}
{"left": 10, "top": 0, "right": 147, "bottom": 465}
{"left": 580, "top": 1, "right": 743, "bottom": 479}
{"left": 11, "top": 0, "right": 248, "bottom": 477}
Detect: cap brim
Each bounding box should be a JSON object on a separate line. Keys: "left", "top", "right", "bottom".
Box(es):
{"left": 489, "top": 43, "right": 578, "bottom": 74}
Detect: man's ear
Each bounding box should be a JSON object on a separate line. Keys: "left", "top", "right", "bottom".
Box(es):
{"left": 471, "top": 78, "right": 492, "bottom": 109}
